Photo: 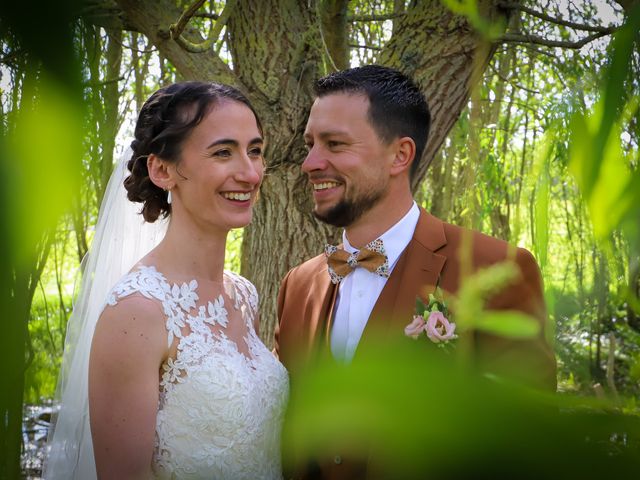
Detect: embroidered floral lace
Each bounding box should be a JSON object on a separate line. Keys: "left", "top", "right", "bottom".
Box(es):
{"left": 106, "top": 265, "right": 289, "bottom": 479}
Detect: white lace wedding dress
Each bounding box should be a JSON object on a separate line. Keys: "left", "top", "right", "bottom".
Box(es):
{"left": 105, "top": 264, "right": 289, "bottom": 479}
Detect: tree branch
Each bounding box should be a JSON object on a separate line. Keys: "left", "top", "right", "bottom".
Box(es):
{"left": 194, "top": 12, "right": 219, "bottom": 20}
{"left": 488, "top": 63, "right": 540, "bottom": 94}
{"left": 0, "top": 49, "right": 23, "bottom": 66}
{"left": 349, "top": 43, "right": 382, "bottom": 51}
{"left": 82, "top": 76, "right": 125, "bottom": 87}
{"left": 501, "top": 30, "right": 614, "bottom": 49}
{"left": 115, "top": 0, "right": 236, "bottom": 85}
{"left": 109, "top": 33, "right": 157, "bottom": 53}
{"left": 81, "top": 0, "right": 138, "bottom": 31}
{"left": 170, "top": 0, "right": 236, "bottom": 54}
{"left": 498, "top": 1, "right": 619, "bottom": 33}
{"left": 169, "top": 0, "right": 206, "bottom": 39}
{"left": 348, "top": 12, "right": 406, "bottom": 23}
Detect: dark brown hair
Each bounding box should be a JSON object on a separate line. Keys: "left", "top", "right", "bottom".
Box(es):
{"left": 314, "top": 65, "right": 430, "bottom": 181}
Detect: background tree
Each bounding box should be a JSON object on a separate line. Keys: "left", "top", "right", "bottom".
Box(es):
{"left": 81, "top": 0, "right": 521, "bottom": 343}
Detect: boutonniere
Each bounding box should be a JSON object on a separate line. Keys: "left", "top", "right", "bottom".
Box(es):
{"left": 404, "top": 287, "right": 457, "bottom": 345}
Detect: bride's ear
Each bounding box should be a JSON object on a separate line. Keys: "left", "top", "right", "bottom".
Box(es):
{"left": 147, "top": 154, "right": 174, "bottom": 190}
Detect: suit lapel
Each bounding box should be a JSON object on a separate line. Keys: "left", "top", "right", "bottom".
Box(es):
{"left": 357, "top": 209, "right": 448, "bottom": 352}
{"left": 307, "top": 265, "right": 338, "bottom": 354}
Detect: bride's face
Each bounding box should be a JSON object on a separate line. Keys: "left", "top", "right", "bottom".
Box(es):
{"left": 170, "top": 100, "right": 264, "bottom": 232}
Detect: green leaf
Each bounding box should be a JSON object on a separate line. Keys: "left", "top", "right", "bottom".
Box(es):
{"left": 472, "top": 311, "right": 541, "bottom": 339}
{"left": 532, "top": 137, "right": 551, "bottom": 272}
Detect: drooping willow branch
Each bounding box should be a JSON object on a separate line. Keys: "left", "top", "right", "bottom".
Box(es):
{"left": 348, "top": 12, "right": 406, "bottom": 23}
{"left": 169, "top": 0, "right": 237, "bottom": 54}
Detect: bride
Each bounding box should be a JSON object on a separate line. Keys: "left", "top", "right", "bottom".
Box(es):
{"left": 44, "top": 81, "right": 289, "bottom": 479}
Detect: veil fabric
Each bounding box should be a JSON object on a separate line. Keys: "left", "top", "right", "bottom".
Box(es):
{"left": 44, "top": 149, "right": 168, "bottom": 479}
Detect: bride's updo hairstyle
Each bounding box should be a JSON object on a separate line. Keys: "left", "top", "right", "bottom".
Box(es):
{"left": 124, "top": 81, "right": 263, "bottom": 222}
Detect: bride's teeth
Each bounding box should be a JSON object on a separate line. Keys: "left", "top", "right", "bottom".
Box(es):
{"left": 223, "top": 192, "right": 251, "bottom": 201}
{"left": 314, "top": 182, "right": 339, "bottom": 191}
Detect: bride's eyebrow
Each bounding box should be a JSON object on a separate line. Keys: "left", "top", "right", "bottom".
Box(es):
{"left": 207, "top": 138, "right": 238, "bottom": 148}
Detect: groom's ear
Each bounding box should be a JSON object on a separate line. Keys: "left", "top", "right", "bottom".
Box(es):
{"left": 147, "top": 154, "right": 174, "bottom": 190}
{"left": 389, "top": 136, "right": 415, "bottom": 177}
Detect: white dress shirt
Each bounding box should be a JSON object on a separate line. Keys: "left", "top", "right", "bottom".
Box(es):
{"left": 330, "top": 202, "right": 420, "bottom": 362}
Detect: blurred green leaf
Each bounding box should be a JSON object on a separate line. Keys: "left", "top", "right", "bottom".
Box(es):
{"left": 569, "top": 6, "right": 640, "bottom": 251}
{"left": 473, "top": 311, "right": 541, "bottom": 339}
{"left": 4, "top": 74, "right": 83, "bottom": 265}
{"left": 441, "top": 0, "right": 505, "bottom": 40}
{"left": 533, "top": 138, "right": 551, "bottom": 271}
{"left": 284, "top": 338, "right": 640, "bottom": 478}
{"left": 453, "top": 261, "right": 519, "bottom": 329}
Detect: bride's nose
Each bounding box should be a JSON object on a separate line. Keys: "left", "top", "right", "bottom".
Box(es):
{"left": 234, "top": 154, "right": 263, "bottom": 186}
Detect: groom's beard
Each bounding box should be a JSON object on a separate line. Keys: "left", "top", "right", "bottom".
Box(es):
{"left": 313, "top": 181, "right": 387, "bottom": 228}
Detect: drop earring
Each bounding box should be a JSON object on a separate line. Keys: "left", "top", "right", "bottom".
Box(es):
{"left": 166, "top": 187, "right": 172, "bottom": 205}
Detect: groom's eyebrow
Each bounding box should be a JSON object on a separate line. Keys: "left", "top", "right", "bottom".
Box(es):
{"left": 318, "top": 130, "right": 348, "bottom": 139}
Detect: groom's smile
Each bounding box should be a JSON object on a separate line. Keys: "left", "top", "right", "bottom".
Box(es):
{"left": 308, "top": 177, "right": 344, "bottom": 204}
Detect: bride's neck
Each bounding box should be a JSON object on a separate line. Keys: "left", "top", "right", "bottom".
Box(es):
{"left": 146, "top": 217, "right": 228, "bottom": 282}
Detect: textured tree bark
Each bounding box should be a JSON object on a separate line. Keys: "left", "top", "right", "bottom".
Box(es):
{"left": 225, "top": 1, "right": 331, "bottom": 344}
{"left": 319, "top": 0, "right": 350, "bottom": 70}
{"left": 96, "top": 0, "right": 511, "bottom": 346}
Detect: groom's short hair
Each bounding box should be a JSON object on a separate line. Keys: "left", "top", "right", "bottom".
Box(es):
{"left": 314, "top": 65, "right": 431, "bottom": 181}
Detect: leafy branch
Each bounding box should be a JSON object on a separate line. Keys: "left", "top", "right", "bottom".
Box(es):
{"left": 348, "top": 12, "right": 406, "bottom": 22}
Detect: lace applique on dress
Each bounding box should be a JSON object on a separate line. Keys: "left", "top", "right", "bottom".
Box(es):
{"left": 107, "top": 265, "right": 289, "bottom": 480}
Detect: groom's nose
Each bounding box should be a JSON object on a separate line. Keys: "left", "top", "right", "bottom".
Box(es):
{"left": 301, "top": 145, "right": 328, "bottom": 174}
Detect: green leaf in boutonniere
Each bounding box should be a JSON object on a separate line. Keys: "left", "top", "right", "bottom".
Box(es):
{"left": 415, "top": 296, "right": 428, "bottom": 317}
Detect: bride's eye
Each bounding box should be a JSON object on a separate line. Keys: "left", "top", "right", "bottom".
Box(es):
{"left": 212, "top": 149, "right": 232, "bottom": 158}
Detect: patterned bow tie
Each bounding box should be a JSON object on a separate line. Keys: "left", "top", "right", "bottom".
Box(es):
{"left": 325, "top": 238, "right": 390, "bottom": 284}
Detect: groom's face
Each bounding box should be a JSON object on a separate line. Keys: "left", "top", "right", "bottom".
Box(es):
{"left": 302, "top": 93, "right": 396, "bottom": 227}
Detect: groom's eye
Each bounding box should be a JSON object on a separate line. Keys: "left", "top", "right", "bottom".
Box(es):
{"left": 248, "top": 147, "right": 263, "bottom": 157}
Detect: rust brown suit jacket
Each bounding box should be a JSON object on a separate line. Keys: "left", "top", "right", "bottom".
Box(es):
{"left": 275, "top": 208, "right": 556, "bottom": 479}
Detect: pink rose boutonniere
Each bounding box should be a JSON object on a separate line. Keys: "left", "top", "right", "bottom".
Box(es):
{"left": 404, "top": 287, "right": 457, "bottom": 347}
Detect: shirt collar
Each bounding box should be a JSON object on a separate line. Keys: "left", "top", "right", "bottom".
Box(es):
{"left": 342, "top": 202, "right": 420, "bottom": 270}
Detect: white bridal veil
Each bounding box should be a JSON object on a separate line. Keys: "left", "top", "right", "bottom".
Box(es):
{"left": 44, "top": 149, "right": 168, "bottom": 479}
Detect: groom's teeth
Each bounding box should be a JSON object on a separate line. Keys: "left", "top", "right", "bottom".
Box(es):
{"left": 222, "top": 192, "right": 251, "bottom": 201}
{"left": 313, "top": 182, "right": 339, "bottom": 191}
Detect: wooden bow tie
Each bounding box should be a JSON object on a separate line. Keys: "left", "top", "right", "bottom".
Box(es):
{"left": 327, "top": 247, "right": 388, "bottom": 278}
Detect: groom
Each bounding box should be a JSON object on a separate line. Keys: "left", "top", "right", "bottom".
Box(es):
{"left": 276, "top": 65, "right": 556, "bottom": 477}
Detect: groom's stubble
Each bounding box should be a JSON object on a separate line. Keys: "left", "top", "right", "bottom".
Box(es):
{"left": 312, "top": 174, "right": 389, "bottom": 228}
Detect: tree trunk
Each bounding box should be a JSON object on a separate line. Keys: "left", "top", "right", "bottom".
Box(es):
{"left": 320, "top": 0, "right": 350, "bottom": 70}
{"left": 99, "top": 28, "right": 123, "bottom": 200}
{"left": 101, "top": 0, "right": 510, "bottom": 346}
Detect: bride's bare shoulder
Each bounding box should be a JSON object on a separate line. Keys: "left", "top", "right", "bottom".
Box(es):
{"left": 94, "top": 295, "right": 168, "bottom": 359}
